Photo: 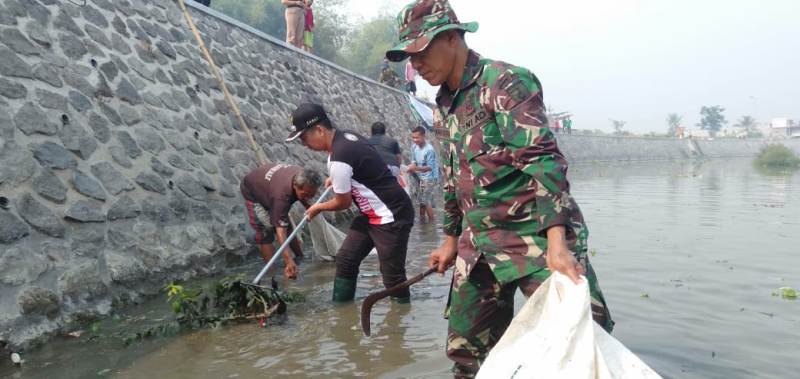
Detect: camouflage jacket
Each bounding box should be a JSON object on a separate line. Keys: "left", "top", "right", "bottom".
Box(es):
{"left": 433, "top": 50, "right": 588, "bottom": 284}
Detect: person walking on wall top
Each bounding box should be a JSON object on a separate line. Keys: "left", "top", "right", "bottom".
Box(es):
{"left": 282, "top": 0, "right": 307, "bottom": 49}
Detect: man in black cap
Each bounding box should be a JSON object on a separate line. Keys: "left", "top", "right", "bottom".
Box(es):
{"left": 286, "top": 103, "right": 414, "bottom": 303}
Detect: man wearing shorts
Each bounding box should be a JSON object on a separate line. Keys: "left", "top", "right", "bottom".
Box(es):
{"left": 287, "top": 103, "right": 414, "bottom": 302}
{"left": 241, "top": 163, "right": 322, "bottom": 279}
{"left": 408, "top": 126, "right": 439, "bottom": 224}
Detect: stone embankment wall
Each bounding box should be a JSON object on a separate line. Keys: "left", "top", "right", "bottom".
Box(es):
{"left": 0, "top": 0, "right": 417, "bottom": 349}
{"left": 557, "top": 135, "right": 800, "bottom": 163}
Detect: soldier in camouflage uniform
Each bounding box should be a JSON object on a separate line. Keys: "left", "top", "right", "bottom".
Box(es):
{"left": 386, "top": 1, "right": 614, "bottom": 377}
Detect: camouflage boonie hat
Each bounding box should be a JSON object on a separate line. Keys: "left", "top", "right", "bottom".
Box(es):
{"left": 385, "top": 0, "right": 478, "bottom": 62}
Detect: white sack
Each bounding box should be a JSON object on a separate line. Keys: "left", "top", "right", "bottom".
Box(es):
{"left": 477, "top": 272, "right": 661, "bottom": 379}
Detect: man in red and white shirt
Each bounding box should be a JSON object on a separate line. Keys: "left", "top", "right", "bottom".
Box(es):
{"left": 286, "top": 103, "right": 414, "bottom": 302}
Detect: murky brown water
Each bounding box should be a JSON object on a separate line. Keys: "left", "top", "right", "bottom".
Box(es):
{"left": 2, "top": 158, "right": 799, "bottom": 379}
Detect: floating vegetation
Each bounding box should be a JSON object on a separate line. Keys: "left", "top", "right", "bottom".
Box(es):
{"left": 772, "top": 286, "right": 798, "bottom": 300}
{"left": 67, "top": 275, "right": 305, "bottom": 347}
{"left": 755, "top": 144, "right": 800, "bottom": 170}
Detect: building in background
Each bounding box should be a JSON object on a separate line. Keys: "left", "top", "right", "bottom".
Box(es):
{"left": 769, "top": 118, "right": 800, "bottom": 138}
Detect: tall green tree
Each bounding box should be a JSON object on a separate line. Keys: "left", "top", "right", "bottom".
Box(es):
{"left": 212, "top": 0, "right": 285, "bottom": 40}
{"left": 336, "top": 14, "right": 400, "bottom": 80}
{"left": 697, "top": 106, "right": 727, "bottom": 136}
{"left": 666, "top": 113, "right": 682, "bottom": 136}
{"left": 310, "top": 0, "right": 352, "bottom": 63}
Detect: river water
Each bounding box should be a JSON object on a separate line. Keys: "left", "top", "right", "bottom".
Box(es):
{"left": 2, "top": 158, "right": 798, "bottom": 379}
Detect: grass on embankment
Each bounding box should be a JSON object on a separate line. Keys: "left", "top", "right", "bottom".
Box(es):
{"left": 755, "top": 144, "right": 800, "bottom": 169}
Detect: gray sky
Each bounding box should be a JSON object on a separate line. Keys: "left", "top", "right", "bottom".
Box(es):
{"left": 348, "top": 0, "right": 800, "bottom": 133}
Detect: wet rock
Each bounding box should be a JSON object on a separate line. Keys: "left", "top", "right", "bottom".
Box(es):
{"left": 0, "top": 246, "right": 50, "bottom": 285}
{"left": 116, "top": 78, "right": 142, "bottom": 105}
{"left": 108, "top": 146, "right": 132, "bottom": 169}
{"left": 151, "top": 156, "right": 174, "bottom": 177}
{"left": 32, "top": 63, "right": 62, "bottom": 87}
{"left": 90, "top": 162, "right": 134, "bottom": 195}
{"left": 33, "top": 169, "right": 67, "bottom": 204}
{"left": 72, "top": 170, "right": 107, "bottom": 202}
{"left": 0, "top": 210, "right": 30, "bottom": 244}
{"left": 59, "top": 33, "right": 88, "bottom": 60}
{"left": 18, "top": 287, "right": 60, "bottom": 318}
{"left": 107, "top": 195, "right": 140, "bottom": 220}
{"left": 135, "top": 172, "right": 166, "bottom": 194}
{"left": 175, "top": 173, "right": 206, "bottom": 200}
{"left": 105, "top": 250, "right": 146, "bottom": 284}
{"left": 119, "top": 104, "right": 141, "bottom": 126}
{"left": 59, "top": 262, "right": 108, "bottom": 303}
{"left": 87, "top": 113, "right": 110, "bottom": 143}
{"left": 116, "top": 131, "right": 141, "bottom": 159}
{"left": 32, "top": 142, "right": 76, "bottom": 170}
{"left": 18, "top": 193, "right": 65, "bottom": 237}
{"left": 36, "top": 88, "right": 67, "bottom": 110}
{"left": 67, "top": 91, "right": 92, "bottom": 113}
{"left": 0, "top": 77, "right": 27, "bottom": 99}
{"left": 65, "top": 200, "right": 105, "bottom": 222}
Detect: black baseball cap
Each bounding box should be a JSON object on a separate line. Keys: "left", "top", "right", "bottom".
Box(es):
{"left": 286, "top": 103, "right": 330, "bottom": 142}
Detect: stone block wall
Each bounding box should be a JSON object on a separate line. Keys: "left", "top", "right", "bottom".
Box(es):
{"left": 0, "top": 0, "right": 417, "bottom": 349}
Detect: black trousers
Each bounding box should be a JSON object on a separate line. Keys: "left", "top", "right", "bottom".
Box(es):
{"left": 336, "top": 215, "right": 412, "bottom": 297}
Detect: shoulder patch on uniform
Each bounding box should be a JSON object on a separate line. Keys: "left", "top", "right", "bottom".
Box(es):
{"left": 507, "top": 79, "right": 531, "bottom": 103}
{"left": 344, "top": 132, "right": 358, "bottom": 141}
